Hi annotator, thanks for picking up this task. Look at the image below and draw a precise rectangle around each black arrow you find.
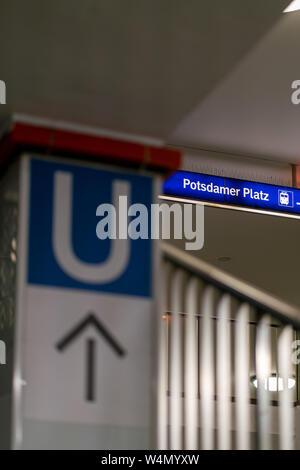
[56,313,126,402]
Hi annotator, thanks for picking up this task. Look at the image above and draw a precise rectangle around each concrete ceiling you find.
[170,8,300,163]
[0,0,290,143]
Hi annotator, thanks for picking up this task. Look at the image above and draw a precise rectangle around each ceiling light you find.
[252,375,295,392]
[284,1,300,13]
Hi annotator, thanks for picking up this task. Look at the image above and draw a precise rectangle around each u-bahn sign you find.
[13,155,159,450]
[163,170,300,217]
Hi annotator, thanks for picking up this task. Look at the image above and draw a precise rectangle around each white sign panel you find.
[13,156,158,449]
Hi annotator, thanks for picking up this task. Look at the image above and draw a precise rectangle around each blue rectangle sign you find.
[163,171,300,215]
[28,158,153,297]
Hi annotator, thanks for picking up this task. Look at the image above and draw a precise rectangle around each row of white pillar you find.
[157,263,295,450]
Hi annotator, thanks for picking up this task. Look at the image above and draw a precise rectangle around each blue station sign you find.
[163,170,300,216]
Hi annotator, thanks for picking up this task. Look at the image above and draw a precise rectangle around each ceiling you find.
[0,0,291,153]
[170,8,300,163]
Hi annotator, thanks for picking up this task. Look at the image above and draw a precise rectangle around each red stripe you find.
[0,122,181,171]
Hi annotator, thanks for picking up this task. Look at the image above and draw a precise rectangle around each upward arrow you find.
[56,313,126,402]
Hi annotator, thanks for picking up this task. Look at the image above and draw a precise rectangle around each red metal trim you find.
[0,122,182,171]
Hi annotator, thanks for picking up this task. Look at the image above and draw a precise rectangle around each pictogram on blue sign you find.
[28,158,153,297]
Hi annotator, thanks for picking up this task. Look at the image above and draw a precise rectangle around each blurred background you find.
[0,0,300,451]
